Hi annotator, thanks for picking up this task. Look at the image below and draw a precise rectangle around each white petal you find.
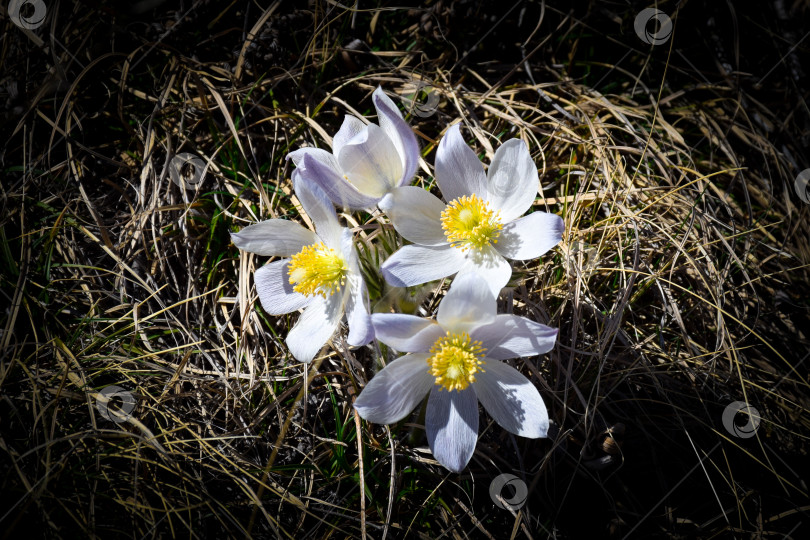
[287,147,339,171]
[353,353,433,424]
[378,186,446,245]
[345,275,373,347]
[436,272,496,334]
[426,386,479,472]
[486,139,538,222]
[435,123,487,202]
[373,87,419,187]
[293,171,341,249]
[381,244,465,288]
[337,123,403,197]
[332,115,367,157]
[474,359,549,438]
[495,212,564,261]
[343,237,374,347]
[370,314,445,352]
[285,294,342,363]
[456,246,512,297]
[231,220,317,257]
[297,153,380,211]
[340,227,359,271]
[254,259,311,315]
[471,314,558,360]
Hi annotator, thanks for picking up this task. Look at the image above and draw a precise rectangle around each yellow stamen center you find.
[427,332,486,392]
[287,243,348,297]
[440,194,502,251]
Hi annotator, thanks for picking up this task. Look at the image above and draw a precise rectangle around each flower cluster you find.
[232,87,564,472]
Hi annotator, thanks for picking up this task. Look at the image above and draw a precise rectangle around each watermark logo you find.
[634,8,673,46]
[794,168,810,204]
[722,401,761,439]
[169,152,206,190]
[96,385,136,423]
[489,161,517,199]
[489,473,528,511]
[8,0,47,30]
[401,77,439,118]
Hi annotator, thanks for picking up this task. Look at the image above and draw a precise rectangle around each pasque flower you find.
[231,174,373,363]
[287,87,420,211]
[380,123,564,296]
[353,273,557,472]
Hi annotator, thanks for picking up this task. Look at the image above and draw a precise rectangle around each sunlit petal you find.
[337,123,403,197]
[285,294,342,363]
[436,273,496,334]
[378,186,446,245]
[435,123,487,201]
[486,138,539,222]
[332,115,367,157]
[456,246,512,297]
[494,212,564,261]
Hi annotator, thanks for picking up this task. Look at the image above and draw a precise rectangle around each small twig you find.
[354,407,367,540]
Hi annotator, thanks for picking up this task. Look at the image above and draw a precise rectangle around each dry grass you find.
[2,1,809,538]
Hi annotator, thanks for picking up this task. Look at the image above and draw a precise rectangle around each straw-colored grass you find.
[2,1,808,538]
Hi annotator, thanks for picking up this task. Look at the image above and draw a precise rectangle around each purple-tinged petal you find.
[254,259,312,315]
[426,386,479,472]
[292,170,341,249]
[471,314,558,360]
[354,353,433,424]
[373,86,419,187]
[287,147,339,171]
[381,244,465,288]
[299,153,380,211]
[371,314,445,352]
[231,220,317,257]
[474,359,549,438]
[342,231,374,347]
[345,273,374,347]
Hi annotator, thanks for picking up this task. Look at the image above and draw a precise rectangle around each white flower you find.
[287,87,420,211]
[379,123,564,296]
[353,273,557,473]
[231,174,373,363]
